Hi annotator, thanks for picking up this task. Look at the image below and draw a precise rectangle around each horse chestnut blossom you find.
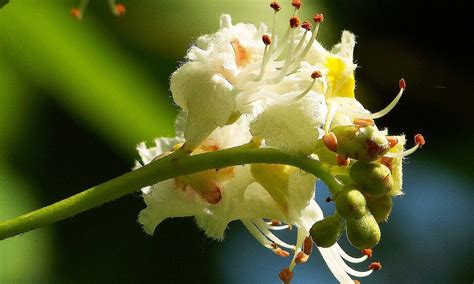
[136,1,425,283]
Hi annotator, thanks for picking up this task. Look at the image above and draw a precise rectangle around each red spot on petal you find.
[386,136,399,148]
[230,39,251,68]
[114,3,126,16]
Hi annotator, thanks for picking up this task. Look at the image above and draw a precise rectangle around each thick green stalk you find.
[0,145,341,240]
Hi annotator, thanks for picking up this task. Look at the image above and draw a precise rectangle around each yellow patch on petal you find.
[251,164,296,216]
[326,57,355,98]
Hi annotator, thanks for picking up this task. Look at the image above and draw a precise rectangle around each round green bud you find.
[346,214,381,249]
[350,161,394,197]
[310,215,343,248]
[335,186,367,220]
[366,195,393,223]
[332,125,390,161]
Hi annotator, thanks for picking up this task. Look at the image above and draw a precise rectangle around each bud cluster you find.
[311,120,425,251]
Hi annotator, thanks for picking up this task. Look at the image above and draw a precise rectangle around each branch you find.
[0,144,341,240]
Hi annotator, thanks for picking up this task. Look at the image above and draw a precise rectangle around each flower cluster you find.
[136,1,424,283]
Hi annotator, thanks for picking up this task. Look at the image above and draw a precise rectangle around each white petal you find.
[251,91,327,155]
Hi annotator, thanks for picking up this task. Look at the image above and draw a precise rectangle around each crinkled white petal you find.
[250,91,327,155]
[171,61,236,147]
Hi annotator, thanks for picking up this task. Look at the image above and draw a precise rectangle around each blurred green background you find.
[0,0,472,283]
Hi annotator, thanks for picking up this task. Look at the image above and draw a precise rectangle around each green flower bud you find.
[310,215,343,248]
[350,161,394,197]
[346,214,381,249]
[332,125,390,161]
[366,195,393,223]
[335,186,367,220]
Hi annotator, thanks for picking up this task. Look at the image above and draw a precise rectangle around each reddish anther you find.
[270,1,281,12]
[273,247,290,257]
[114,3,126,16]
[291,0,302,9]
[295,251,309,264]
[399,78,406,89]
[262,34,272,45]
[414,134,425,147]
[313,13,324,23]
[353,281,361,284]
[303,236,313,255]
[386,136,399,148]
[336,154,350,167]
[353,118,375,127]
[279,267,294,283]
[322,132,338,152]
[301,21,312,31]
[271,220,281,226]
[311,70,322,79]
[369,262,382,271]
[290,16,300,28]
[361,248,373,258]
[71,8,82,20]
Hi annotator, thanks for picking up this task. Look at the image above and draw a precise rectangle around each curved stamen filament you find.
[318,247,354,283]
[342,81,405,119]
[384,142,419,158]
[335,244,368,263]
[289,20,321,72]
[289,227,306,270]
[327,247,374,278]
[266,224,291,230]
[242,219,273,249]
[254,219,296,250]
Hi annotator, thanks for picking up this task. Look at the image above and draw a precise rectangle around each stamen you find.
[71,0,89,20]
[291,71,320,100]
[336,155,350,167]
[291,0,302,9]
[353,118,375,127]
[113,3,126,16]
[303,236,313,255]
[274,247,291,257]
[254,219,296,250]
[262,34,272,45]
[267,224,291,231]
[322,132,338,152]
[327,248,374,277]
[295,251,309,264]
[270,1,282,12]
[354,281,361,284]
[335,244,368,263]
[369,262,382,271]
[361,249,373,258]
[313,13,325,23]
[279,267,294,284]
[383,134,424,158]
[289,16,301,29]
[386,136,399,148]
[301,21,312,31]
[271,220,282,226]
[242,220,273,249]
[288,13,324,73]
[71,8,82,20]
[344,79,405,120]
[414,134,425,147]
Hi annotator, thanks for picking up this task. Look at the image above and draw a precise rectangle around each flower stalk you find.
[0,143,341,240]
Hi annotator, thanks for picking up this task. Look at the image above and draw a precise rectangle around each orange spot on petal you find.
[230,39,251,68]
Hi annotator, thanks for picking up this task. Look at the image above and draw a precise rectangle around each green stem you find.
[0,145,341,240]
